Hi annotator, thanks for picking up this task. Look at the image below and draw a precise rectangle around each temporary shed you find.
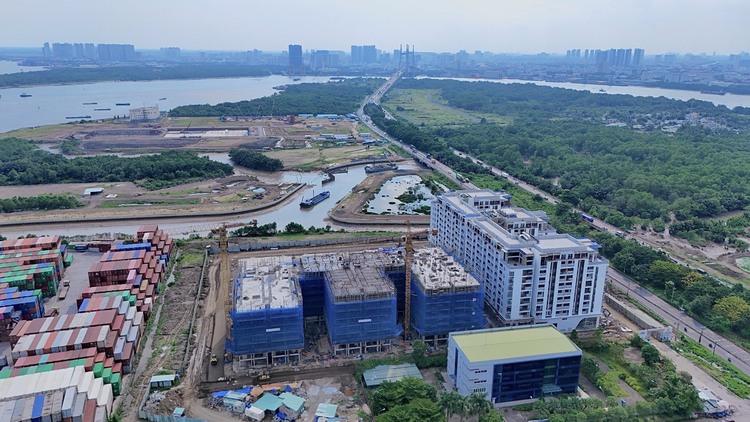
[315,403,338,418]
[279,392,305,416]
[149,374,176,388]
[362,363,423,387]
[252,393,283,412]
[244,406,265,421]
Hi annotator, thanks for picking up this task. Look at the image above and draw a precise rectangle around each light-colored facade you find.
[447,326,582,405]
[129,106,160,121]
[431,190,607,332]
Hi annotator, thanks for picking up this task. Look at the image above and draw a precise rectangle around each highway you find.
[359,69,750,379]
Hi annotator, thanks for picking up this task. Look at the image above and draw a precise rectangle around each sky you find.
[2,0,748,55]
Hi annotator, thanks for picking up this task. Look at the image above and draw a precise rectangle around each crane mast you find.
[404,221,414,339]
[219,223,232,354]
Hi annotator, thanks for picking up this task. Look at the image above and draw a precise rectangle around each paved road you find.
[608,270,750,376]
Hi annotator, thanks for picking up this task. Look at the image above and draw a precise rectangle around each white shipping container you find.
[70,366,85,391]
[40,316,55,333]
[0,401,15,422]
[21,397,34,422]
[61,387,76,419]
[121,321,132,338]
[133,311,144,327]
[87,378,102,401]
[40,393,53,422]
[95,326,108,349]
[117,301,128,316]
[50,390,64,422]
[127,326,138,345]
[94,406,106,422]
[114,337,125,361]
[71,393,85,422]
[11,397,25,421]
[125,306,135,322]
[96,384,113,417]
[77,372,94,396]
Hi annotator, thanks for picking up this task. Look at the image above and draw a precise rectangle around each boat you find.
[66,115,91,119]
[292,78,301,81]
[115,102,130,106]
[83,102,98,105]
[20,93,32,98]
[700,89,727,95]
[300,191,331,208]
[158,97,167,100]
[364,163,399,173]
[321,172,335,185]
[598,89,606,93]
[94,108,111,111]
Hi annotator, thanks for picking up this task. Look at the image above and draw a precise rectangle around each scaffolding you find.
[226,257,304,363]
[411,248,485,342]
[323,253,402,349]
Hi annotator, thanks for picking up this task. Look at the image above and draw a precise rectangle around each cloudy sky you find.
[3,0,747,55]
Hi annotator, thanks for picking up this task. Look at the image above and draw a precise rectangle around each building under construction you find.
[226,257,304,366]
[410,248,485,346]
[300,250,404,356]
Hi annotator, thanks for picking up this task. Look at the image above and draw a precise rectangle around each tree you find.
[378,398,444,422]
[478,411,504,422]
[411,339,428,367]
[439,392,465,421]
[712,295,750,327]
[371,377,437,415]
[284,222,305,234]
[466,392,493,418]
[641,344,660,366]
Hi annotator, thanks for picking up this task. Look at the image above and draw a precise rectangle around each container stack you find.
[0,287,44,323]
[135,224,173,268]
[0,236,67,286]
[0,264,58,297]
[0,366,113,421]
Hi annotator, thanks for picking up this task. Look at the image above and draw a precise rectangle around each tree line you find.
[0,64,283,88]
[0,194,82,213]
[228,148,283,171]
[0,138,233,189]
[170,78,381,117]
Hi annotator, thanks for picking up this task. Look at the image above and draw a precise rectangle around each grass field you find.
[736,257,750,273]
[382,89,512,127]
[3,123,75,139]
[97,199,200,208]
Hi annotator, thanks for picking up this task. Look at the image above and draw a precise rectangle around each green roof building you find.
[447,325,581,406]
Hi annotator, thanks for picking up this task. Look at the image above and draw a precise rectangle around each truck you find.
[57,279,70,300]
[580,213,595,223]
[456,173,469,183]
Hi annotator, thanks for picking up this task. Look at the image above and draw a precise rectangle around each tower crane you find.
[404,220,414,339]
[218,223,233,361]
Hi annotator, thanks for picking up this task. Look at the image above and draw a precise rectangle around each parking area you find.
[46,250,103,315]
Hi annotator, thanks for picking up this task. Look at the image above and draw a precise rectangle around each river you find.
[0,72,335,133]
[1,165,372,240]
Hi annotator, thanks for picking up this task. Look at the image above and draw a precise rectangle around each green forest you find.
[371,80,750,232]
[170,78,381,117]
[0,138,233,188]
[0,64,283,87]
[228,148,283,171]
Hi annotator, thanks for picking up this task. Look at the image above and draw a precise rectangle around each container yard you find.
[0,225,173,420]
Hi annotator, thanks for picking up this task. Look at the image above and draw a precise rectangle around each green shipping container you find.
[110,373,121,396]
[0,368,11,379]
[64,254,74,267]
[93,362,104,378]
[102,368,112,384]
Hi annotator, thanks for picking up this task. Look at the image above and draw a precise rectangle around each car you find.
[210,354,218,365]
[257,373,271,382]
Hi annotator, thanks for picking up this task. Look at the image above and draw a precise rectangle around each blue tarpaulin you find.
[211,391,229,399]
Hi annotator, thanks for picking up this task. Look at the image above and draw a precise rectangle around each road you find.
[608,270,750,376]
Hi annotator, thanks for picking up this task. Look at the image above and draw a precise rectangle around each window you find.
[473,388,486,393]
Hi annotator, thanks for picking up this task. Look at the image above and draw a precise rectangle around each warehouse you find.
[447,325,581,406]
[227,257,304,366]
[410,247,485,346]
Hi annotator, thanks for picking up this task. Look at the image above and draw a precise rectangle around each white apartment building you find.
[430,190,607,332]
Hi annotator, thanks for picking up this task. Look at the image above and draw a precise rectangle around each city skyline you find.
[2,0,749,55]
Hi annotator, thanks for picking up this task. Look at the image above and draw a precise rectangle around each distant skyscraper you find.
[288,44,303,75]
[351,45,363,64]
[97,44,136,62]
[624,49,632,67]
[362,45,377,63]
[42,43,50,59]
[633,48,645,67]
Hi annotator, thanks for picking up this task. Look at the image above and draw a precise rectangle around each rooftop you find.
[235,257,301,313]
[300,249,404,274]
[451,325,581,363]
[362,363,424,387]
[412,247,480,294]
